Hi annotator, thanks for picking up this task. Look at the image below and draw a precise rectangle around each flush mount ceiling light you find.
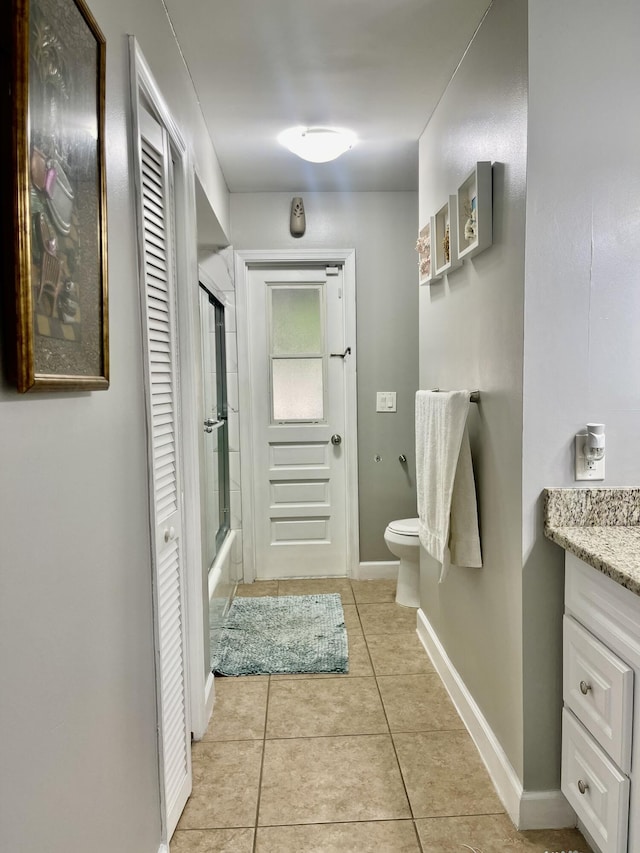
[277,126,357,163]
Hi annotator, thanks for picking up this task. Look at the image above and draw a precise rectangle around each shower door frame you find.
[235,249,359,582]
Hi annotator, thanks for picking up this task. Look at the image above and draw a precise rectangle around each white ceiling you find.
[164,0,492,193]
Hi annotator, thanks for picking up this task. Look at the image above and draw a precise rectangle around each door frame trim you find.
[235,249,359,581]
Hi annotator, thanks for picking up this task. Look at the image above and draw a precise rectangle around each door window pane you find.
[272,358,324,421]
[271,287,322,354]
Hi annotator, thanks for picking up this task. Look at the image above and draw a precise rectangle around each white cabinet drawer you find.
[562,708,629,853]
[564,615,634,773]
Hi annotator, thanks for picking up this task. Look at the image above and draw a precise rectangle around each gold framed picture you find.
[10,0,109,391]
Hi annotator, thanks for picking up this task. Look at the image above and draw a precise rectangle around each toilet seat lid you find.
[387,517,419,536]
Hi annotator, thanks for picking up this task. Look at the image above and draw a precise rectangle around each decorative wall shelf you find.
[432,195,462,277]
[456,161,492,260]
[416,221,442,285]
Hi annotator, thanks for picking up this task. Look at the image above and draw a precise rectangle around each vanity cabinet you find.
[562,552,640,853]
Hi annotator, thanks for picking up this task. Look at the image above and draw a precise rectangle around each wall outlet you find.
[575,433,605,481]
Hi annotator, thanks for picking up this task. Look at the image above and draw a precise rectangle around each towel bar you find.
[431,388,480,403]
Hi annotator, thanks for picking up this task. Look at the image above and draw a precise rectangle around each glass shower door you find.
[199,285,231,673]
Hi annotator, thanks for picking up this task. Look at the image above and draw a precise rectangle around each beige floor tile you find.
[357,602,418,635]
[366,632,435,675]
[177,741,263,830]
[171,828,255,852]
[202,679,268,741]
[415,813,592,852]
[351,579,398,604]
[277,577,355,604]
[258,734,411,825]
[270,631,373,680]
[342,603,362,634]
[255,820,421,852]
[393,731,504,817]
[234,582,278,597]
[377,674,465,732]
[266,676,388,738]
[344,632,374,675]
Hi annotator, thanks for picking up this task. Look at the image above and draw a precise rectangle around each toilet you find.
[384,517,420,608]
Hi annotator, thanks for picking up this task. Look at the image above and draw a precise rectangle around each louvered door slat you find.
[147,285,169,304]
[152,400,173,416]
[146,257,168,276]
[154,444,175,463]
[146,261,169,282]
[149,308,170,325]
[156,542,187,807]
[154,433,175,451]
[153,413,173,428]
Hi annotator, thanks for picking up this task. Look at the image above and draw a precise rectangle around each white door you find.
[136,105,191,837]
[247,265,350,579]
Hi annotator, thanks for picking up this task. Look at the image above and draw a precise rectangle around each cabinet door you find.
[564,615,633,773]
[562,709,629,853]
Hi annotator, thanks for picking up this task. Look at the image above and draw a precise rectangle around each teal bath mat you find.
[212,593,349,676]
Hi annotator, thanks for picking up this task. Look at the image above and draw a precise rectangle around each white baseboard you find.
[355,560,399,580]
[416,608,576,831]
[157,845,169,853]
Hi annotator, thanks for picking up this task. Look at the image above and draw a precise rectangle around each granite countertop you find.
[544,488,640,595]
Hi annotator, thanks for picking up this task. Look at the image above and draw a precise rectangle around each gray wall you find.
[417,0,528,781]
[522,0,640,788]
[231,192,419,562]
[0,0,229,850]
[418,0,640,796]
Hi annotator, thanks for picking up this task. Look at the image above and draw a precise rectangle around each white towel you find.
[415,390,482,582]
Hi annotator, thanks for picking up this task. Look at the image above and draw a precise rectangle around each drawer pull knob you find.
[577,779,589,795]
[579,680,592,695]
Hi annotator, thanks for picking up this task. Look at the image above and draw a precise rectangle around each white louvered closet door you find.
[137,105,191,838]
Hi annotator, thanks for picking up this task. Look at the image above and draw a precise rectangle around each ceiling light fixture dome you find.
[277,126,357,163]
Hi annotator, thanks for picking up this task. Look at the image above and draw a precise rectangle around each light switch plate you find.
[575,433,605,480]
[376,391,396,412]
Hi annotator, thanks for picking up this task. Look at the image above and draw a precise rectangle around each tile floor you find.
[173,578,591,853]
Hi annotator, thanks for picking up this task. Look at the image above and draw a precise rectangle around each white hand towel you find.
[415,390,482,582]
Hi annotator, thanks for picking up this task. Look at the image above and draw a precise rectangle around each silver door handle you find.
[204,418,225,431]
[331,434,342,445]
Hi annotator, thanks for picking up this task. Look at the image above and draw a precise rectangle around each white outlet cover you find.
[376,391,396,412]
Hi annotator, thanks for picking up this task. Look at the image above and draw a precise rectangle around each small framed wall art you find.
[9,0,109,392]
[456,161,492,261]
[416,221,442,285]
[432,195,462,278]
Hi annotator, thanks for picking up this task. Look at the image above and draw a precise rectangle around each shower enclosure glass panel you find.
[199,285,231,674]
[200,286,230,565]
